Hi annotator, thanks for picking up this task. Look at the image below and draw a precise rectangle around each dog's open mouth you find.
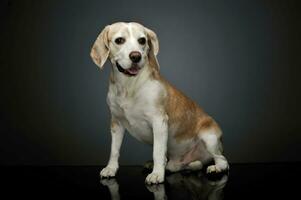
[116,62,140,76]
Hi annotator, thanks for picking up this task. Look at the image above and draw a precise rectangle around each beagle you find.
[90,22,229,184]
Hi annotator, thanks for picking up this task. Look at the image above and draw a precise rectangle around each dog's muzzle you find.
[116,62,141,76]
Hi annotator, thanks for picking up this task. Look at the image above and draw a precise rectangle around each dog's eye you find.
[115,37,125,45]
[138,37,146,45]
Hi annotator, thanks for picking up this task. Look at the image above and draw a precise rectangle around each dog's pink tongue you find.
[127,66,139,75]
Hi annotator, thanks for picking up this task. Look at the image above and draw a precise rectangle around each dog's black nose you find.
[129,51,141,63]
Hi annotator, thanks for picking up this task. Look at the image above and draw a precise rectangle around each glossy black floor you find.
[1,163,299,199]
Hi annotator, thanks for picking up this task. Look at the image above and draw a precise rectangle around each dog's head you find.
[90,22,159,76]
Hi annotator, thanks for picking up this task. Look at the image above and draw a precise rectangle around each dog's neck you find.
[110,60,153,96]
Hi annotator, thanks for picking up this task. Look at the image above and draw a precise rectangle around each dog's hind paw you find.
[206,165,222,174]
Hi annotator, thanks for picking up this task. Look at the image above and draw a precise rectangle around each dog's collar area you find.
[116,62,140,76]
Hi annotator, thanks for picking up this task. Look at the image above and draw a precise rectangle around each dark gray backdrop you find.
[1,0,300,165]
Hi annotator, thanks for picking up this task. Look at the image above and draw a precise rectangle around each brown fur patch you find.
[151,69,221,141]
[166,86,220,141]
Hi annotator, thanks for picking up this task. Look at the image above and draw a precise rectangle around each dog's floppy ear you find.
[90,25,110,69]
[145,27,160,70]
[145,27,159,56]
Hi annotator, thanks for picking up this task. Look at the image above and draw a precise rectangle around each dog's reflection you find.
[165,172,228,200]
[146,183,167,200]
[100,172,228,200]
[100,178,120,200]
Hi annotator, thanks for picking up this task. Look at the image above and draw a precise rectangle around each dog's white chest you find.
[107,80,163,144]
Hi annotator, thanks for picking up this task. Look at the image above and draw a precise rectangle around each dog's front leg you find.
[145,116,168,184]
[100,118,125,178]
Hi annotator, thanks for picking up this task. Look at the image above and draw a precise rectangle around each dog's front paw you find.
[100,166,117,178]
[145,172,164,184]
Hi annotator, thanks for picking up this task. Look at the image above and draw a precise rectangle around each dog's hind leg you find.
[166,159,184,172]
[184,160,203,171]
[200,133,229,173]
